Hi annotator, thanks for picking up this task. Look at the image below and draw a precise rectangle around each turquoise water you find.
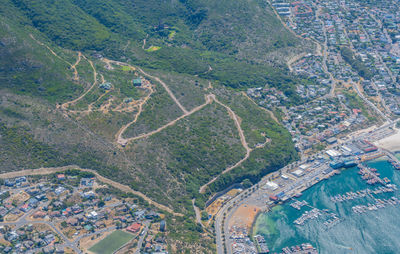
[254,158,400,254]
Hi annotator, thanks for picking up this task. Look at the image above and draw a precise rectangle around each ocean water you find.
[254,158,400,254]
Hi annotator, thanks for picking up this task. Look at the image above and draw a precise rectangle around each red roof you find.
[126,223,141,233]
[269,195,279,201]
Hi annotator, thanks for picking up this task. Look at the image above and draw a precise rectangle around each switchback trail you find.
[118,94,214,146]
[71,52,82,81]
[199,97,253,194]
[115,85,155,145]
[101,58,187,114]
[136,67,188,114]
[61,55,98,110]
[0,166,183,216]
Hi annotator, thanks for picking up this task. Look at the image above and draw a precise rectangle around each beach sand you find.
[229,204,260,230]
[374,128,400,152]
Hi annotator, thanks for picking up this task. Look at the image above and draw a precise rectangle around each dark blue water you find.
[254,158,400,254]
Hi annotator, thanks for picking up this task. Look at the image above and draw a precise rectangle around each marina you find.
[254,157,400,253]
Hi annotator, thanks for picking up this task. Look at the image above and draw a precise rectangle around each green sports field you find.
[89,230,134,254]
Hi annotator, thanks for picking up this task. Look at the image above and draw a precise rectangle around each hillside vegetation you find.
[0,0,307,252]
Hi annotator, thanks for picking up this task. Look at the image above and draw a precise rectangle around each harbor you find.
[253,157,400,253]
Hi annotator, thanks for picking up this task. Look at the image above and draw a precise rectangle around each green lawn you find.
[89,230,134,254]
[145,46,161,52]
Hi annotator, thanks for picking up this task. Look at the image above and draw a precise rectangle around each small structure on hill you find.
[133,78,142,87]
[99,82,112,90]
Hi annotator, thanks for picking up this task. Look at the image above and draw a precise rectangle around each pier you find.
[382,149,400,169]
[357,163,387,186]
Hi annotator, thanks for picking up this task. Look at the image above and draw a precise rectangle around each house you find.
[133,78,142,87]
[57,174,66,181]
[86,211,98,220]
[99,82,112,90]
[54,186,66,196]
[28,198,39,207]
[126,222,141,233]
[20,203,31,213]
[44,234,55,245]
[7,231,19,241]
[4,179,15,187]
[80,178,94,187]
[0,206,8,217]
[3,246,12,253]
[81,191,96,199]
[71,204,83,214]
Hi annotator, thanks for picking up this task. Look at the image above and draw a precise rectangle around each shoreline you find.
[250,149,399,234]
[374,128,400,152]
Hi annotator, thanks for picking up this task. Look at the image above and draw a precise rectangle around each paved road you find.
[352,82,390,122]
[134,221,150,254]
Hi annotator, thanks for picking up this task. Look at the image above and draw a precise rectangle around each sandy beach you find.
[374,128,400,152]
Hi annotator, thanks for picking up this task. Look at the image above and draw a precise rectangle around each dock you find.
[357,163,386,186]
[382,149,400,163]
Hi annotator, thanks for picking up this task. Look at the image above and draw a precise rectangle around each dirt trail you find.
[192,198,203,227]
[287,52,307,72]
[29,34,72,66]
[101,58,187,114]
[61,56,98,110]
[71,52,82,81]
[241,92,279,123]
[136,67,188,114]
[199,98,252,194]
[118,94,214,146]
[30,34,83,83]
[116,85,155,145]
[0,166,183,216]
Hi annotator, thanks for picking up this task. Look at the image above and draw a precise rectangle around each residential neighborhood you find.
[0,170,168,254]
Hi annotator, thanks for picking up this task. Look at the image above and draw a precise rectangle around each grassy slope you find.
[0,0,300,214]
[0,1,302,252]
[125,103,246,211]
[0,5,84,104]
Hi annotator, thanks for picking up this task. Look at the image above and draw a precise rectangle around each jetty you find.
[382,149,400,170]
[357,163,386,186]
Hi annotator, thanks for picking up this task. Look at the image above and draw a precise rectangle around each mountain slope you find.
[0,0,305,252]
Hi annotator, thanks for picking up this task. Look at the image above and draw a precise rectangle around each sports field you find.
[89,230,134,254]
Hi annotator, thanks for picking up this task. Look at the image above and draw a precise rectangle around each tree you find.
[61,221,67,228]
[201,211,209,221]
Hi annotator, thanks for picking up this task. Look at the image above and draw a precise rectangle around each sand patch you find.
[229,204,260,230]
[374,128,400,152]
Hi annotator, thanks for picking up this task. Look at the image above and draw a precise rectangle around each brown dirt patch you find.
[229,204,260,230]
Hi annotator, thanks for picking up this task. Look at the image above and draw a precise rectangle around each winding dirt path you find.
[136,67,188,114]
[117,94,214,146]
[71,52,82,81]
[101,58,187,114]
[115,85,155,145]
[199,98,252,194]
[30,34,72,66]
[241,92,279,123]
[61,56,98,110]
[0,166,183,216]
[287,52,307,72]
[30,34,82,83]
